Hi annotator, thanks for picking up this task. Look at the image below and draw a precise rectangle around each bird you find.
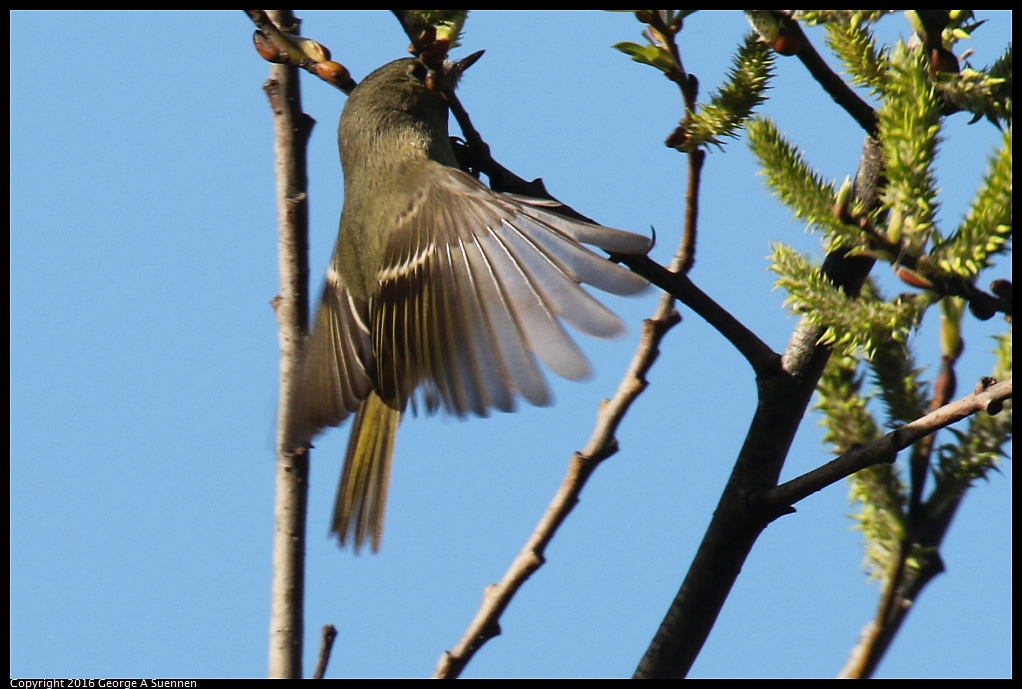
[294,56,653,552]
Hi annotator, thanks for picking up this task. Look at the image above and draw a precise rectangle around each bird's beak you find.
[426,50,485,94]
[451,50,485,79]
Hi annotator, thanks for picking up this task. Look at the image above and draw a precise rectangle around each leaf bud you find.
[252,31,286,64]
[314,61,355,91]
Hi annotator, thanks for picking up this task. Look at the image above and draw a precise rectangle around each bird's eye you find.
[411,62,428,83]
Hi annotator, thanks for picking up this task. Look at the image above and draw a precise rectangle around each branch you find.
[621,257,780,375]
[763,378,1012,512]
[434,305,679,679]
[782,14,879,135]
[312,624,338,680]
[447,91,563,203]
[634,135,883,679]
[245,10,357,93]
[840,360,1010,679]
[262,9,313,680]
[676,147,704,274]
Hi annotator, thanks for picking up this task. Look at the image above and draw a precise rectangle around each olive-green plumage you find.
[296,58,652,552]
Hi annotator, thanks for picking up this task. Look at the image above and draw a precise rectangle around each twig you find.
[434,269,682,680]
[447,91,561,203]
[313,624,338,680]
[675,148,705,275]
[780,14,879,135]
[839,370,1011,678]
[621,256,779,375]
[245,10,357,93]
[263,9,313,680]
[763,378,1012,511]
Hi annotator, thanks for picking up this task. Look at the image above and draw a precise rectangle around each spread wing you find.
[294,266,375,443]
[372,163,651,418]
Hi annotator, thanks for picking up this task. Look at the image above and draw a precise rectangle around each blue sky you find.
[10,11,1011,679]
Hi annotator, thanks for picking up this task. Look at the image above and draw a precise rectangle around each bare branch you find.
[780,13,879,135]
[263,9,313,680]
[313,624,338,680]
[435,279,682,679]
[621,256,780,374]
[675,147,704,274]
[764,378,1012,511]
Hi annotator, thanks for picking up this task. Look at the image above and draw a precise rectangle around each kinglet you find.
[296,57,652,552]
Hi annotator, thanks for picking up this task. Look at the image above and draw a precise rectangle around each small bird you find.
[296,56,652,552]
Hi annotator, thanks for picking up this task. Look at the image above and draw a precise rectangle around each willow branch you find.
[634,135,883,679]
[764,378,1012,512]
[782,14,878,135]
[839,370,1010,679]
[263,9,313,680]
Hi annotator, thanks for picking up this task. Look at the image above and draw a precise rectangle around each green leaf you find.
[612,41,676,73]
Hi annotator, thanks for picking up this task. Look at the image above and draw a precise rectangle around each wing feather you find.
[369,162,650,417]
[295,267,374,442]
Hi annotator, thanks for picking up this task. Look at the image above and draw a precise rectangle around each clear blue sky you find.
[10,11,1011,679]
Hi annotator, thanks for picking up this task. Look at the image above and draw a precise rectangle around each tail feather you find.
[333,392,401,552]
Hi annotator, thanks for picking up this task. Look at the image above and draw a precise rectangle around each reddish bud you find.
[314,61,354,90]
[253,31,285,64]
[929,47,960,76]
[771,33,802,56]
[990,279,1012,301]
[894,265,934,289]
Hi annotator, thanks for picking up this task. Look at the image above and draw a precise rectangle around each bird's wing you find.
[294,265,375,442]
[372,163,652,418]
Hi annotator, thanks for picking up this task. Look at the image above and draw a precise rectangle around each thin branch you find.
[435,59,708,675]
[447,91,562,203]
[782,14,879,135]
[840,368,1010,679]
[448,91,778,375]
[839,506,951,679]
[764,378,1012,511]
[676,148,705,274]
[621,256,780,374]
[434,243,683,680]
[245,10,357,93]
[263,9,313,680]
[312,624,338,680]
